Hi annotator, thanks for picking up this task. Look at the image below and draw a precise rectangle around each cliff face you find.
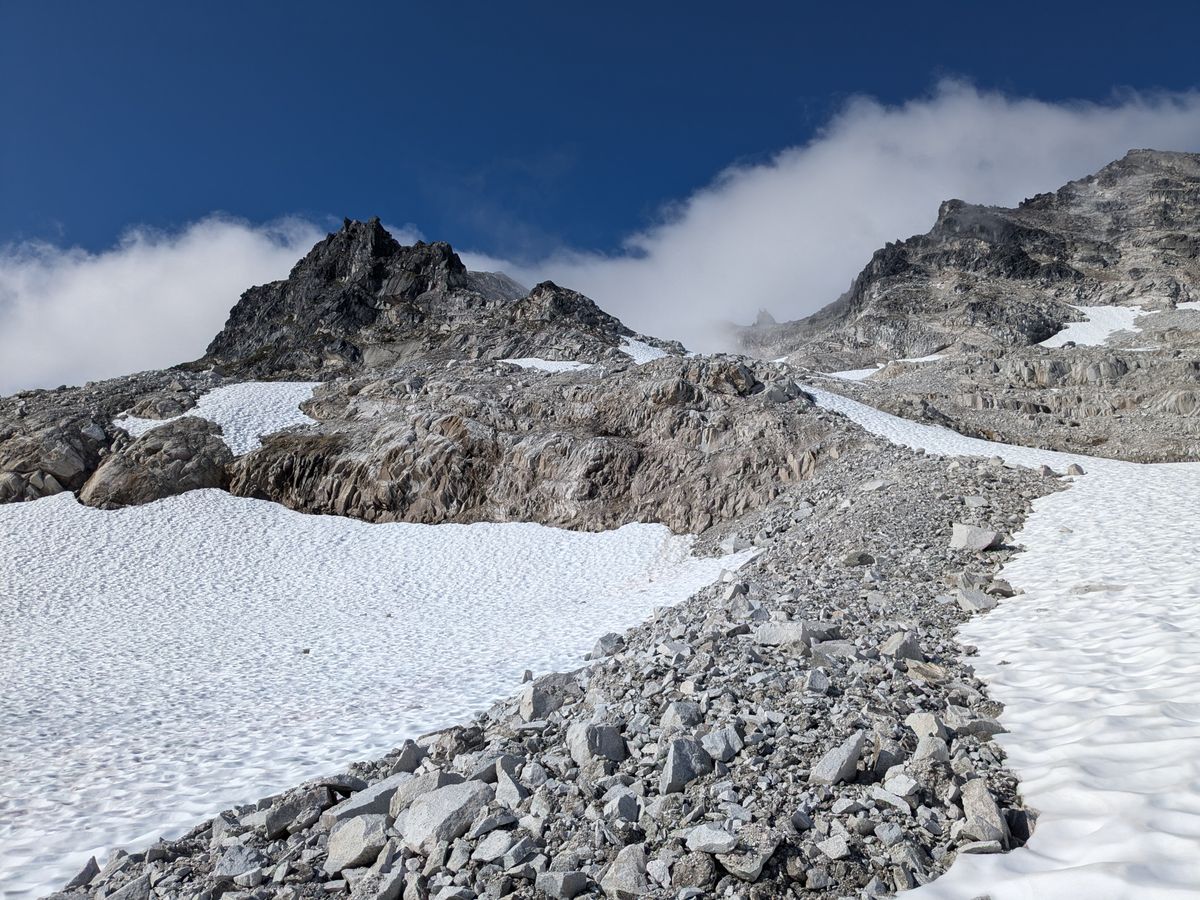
[740,150,1200,368]
[204,218,676,377]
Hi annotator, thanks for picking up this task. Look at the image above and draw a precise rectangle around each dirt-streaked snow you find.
[1040,305,1146,348]
[806,384,1200,898]
[0,491,752,898]
[115,381,320,455]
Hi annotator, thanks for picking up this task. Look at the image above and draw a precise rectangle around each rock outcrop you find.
[740,150,1200,369]
[226,357,828,532]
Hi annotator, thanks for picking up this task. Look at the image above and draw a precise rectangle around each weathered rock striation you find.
[225,356,828,533]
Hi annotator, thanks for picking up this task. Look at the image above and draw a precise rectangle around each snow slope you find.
[1040,305,1145,348]
[805,384,1200,898]
[0,492,752,898]
[115,381,319,455]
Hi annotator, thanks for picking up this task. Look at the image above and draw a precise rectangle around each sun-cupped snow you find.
[804,383,1200,897]
[499,358,594,373]
[0,490,753,899]
[115,381,320,455]
[619,337,670,364]
[1039,305,1146,348]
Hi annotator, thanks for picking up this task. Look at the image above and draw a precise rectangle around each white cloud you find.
[504,82,1200,350]
[0,217,322,394]
[6,82,1200,393]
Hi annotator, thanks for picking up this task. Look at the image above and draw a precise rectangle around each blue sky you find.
[5,1,1200,258]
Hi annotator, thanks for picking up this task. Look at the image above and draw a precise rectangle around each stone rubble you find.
[50,437,1055,899]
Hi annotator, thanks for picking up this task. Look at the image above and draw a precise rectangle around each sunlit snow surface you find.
[115,381,320,455]
[806,384,1200,898]
[619,337,670,364]
[1039,305,1146,348]
[0,492,752,898]
[499,358,594,373]
[827,354,944,381]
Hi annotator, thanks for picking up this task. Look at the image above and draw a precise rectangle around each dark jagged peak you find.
[738,150,1200,367]
[203,219,672,377]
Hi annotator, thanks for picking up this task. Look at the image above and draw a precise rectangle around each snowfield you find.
[115,381,320,455]
[0,492,752,898]
[806,384,1200,898]
[1039,305,1146,348]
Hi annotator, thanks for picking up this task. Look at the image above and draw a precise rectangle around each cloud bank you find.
[519,81,1200,349]
[0,218,322,394]
[5,81,1200,392]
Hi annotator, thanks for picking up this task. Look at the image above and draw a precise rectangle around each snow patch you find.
[827,364,883,381]
[1040,305,1146,348]
[0,491,752,898]
[499,358,594,373]
[804,383,1200,897]
[826,354,943,381]
[619,338,670,364]
[115,381,319,455]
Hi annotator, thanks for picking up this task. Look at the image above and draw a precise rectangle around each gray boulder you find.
[79,418,232,508]
[949,523,1003,551]
[325,814,389,874]
[601,843,649,899]
[808,731,866,785]
[398,780,494,854]
[660,738,713,794]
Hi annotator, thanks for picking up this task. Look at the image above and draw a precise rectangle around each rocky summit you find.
[204,217,677,378]
[9,151,1200,899]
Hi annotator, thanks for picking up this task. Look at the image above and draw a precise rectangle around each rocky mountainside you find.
[204,218,677,378]
[736,150,1200,462]
[9,168,1186,899]
[740,149,1200,370]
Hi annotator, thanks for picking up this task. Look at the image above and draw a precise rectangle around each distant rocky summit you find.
[741,149,1200,368]
[205,217,677,378]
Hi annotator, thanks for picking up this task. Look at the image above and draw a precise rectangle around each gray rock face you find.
[320,771,414,828]
[685,823,737,853]
[78,417,232,509]
[739,150,1200,366]
[225,355,827,533]
[212,845,267,883]
[536,870,588,899]
[566,722,626,767]
[397,780,494,854]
